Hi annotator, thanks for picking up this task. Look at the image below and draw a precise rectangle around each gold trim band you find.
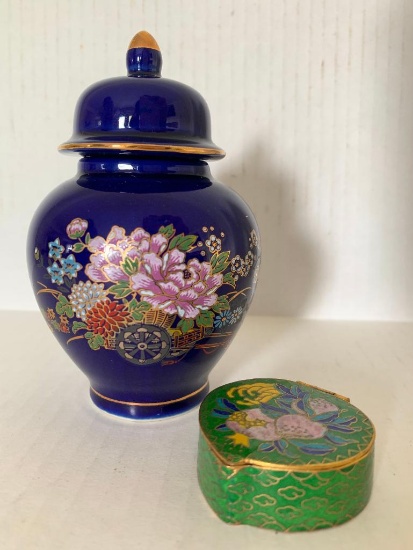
[200,427,375,473]
[59,142,226,157]
[91,381,208,407]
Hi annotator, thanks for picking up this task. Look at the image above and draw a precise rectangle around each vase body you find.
[27,158,260,419]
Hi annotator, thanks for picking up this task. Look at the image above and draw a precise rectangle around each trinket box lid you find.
[199,378,375,471]
[59,31,225,159]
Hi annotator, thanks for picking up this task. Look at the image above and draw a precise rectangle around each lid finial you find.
[127,30,162,77]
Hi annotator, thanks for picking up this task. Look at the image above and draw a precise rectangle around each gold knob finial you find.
[128,30,160,52]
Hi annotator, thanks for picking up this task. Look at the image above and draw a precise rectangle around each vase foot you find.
[89,381,210,420]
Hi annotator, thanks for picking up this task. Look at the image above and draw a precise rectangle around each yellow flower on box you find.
[226,382,280,406]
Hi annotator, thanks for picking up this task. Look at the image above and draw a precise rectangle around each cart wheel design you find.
[116,324,171,365]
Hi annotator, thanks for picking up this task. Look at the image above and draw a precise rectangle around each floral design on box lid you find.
[200,379,374,467]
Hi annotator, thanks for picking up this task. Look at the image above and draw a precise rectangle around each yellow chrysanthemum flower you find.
[226,382,280,406]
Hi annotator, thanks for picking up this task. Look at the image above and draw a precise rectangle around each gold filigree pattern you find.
[197,434,374,532]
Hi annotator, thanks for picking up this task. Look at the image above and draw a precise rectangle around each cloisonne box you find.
[198,378,375,532]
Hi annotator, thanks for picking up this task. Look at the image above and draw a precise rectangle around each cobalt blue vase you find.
[27,31,260,419]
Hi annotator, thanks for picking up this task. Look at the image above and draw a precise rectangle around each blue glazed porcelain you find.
[27,31,260,419]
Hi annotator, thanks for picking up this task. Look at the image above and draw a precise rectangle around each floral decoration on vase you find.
[35,219,260,365]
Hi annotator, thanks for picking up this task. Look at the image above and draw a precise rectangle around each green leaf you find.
[56,296,73,318]
[129,300,151,320]
[87,334,104,350]
[84,332,94,339]
[212,295,230,313]
[135,301,151,312]
[325,433,354,446]
[51,320,61,331]
[85,232,91,244]
[159,224,176,239]
[289,440,334,455]
[128,298,139,311]
[211,251,230,274]
[65,305,74,319]
[312,411,339,423]
[177,318,194,334]
[223,272,236,288]
[169,233,198,252]
[72,243,85,253]
[195,310,214,328]
[63,277,72,290]
[121,256,139,276]
[107,281,133,298]
[72,321,88,334]
[333,415,357,426]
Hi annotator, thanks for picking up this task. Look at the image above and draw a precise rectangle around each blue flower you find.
[61,254,82,279]
[47,262,64,285]
[230,307,243,325]
[48,238,65,260]
[214,310,232,328]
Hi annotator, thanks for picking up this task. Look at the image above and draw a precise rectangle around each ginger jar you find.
[27,31,260,419]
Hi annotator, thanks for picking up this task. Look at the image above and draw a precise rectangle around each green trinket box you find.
[198,378,375,532]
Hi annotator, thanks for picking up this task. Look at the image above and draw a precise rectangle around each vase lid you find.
[59,31,225,159]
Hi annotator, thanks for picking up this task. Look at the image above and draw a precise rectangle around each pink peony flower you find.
[85,225,168,284]
[275,414,327,439]
[308,398,339,416]
[227,410,328,442]
[131,255,223,319]
[226,409,280,441]
[66,218,88,239]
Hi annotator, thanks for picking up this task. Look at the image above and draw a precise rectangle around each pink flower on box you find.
[275,414,327,439]
[226,409,279,441]
[308,398,339,416]
[226,409,328,442]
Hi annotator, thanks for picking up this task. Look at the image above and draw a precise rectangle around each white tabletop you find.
[1,311,412,550]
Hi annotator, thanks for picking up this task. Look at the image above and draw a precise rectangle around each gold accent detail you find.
[91,381,208,407]
[277,486,306,500]
[227,433,250,448]
[128,30,160,51]
[199,428,375,474]
[297,381,350,402]
[227,382,281,407]
[58,142,226,157]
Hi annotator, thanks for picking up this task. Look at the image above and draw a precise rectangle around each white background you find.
[2,5,413,549]
[2,0,413,320]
